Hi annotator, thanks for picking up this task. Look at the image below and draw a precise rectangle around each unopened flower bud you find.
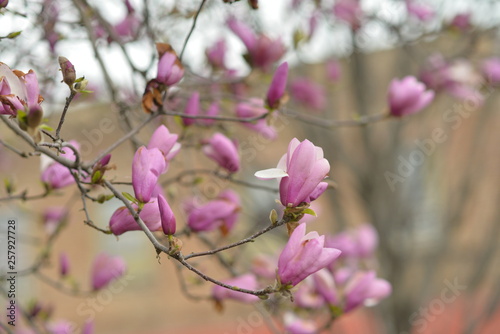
[58,57,76,89]
[0,0,8,9]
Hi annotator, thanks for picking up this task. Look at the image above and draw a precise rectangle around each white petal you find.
[0,62,27,101]
[254,168,288,179]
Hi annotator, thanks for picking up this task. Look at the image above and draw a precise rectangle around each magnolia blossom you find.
[406,0,434,21]
[388,76,434,117]
[91,253,126,290]
[132,146,166,203]
[203,133,240,173]
[450,13,471,31]
[109,198,162,235]
[290,78,326,111]
[41,141,80,189]
[481,58,500,84]
[42,206,68,235]
[182,91,200,126]
[277,223,341,286]
[343,270,392,312]
[212,274,259,303]
[206,39,227,69]
[333,0,362,30]
[266,62,288,109]
[227,17,285,71]
[59,253,70,277]
[0,63,43,122]
[156,43,184,86]
[255,138,330,207]
[326,223,378,259]
[147,125,181,164]
[186,190,240,233]
[236,98,276,140]
[158,194,176,235]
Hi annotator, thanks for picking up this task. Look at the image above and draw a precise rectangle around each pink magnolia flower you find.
[255,138,330,207]
[312,269,338,305]
[343,270,392,312]
[481,58,500,84]
[186,190,240,233]
[388,76,434,117]
[109,198,162,235]
[266,62,288,109]
[406,0,434,21]
[59,253,70,277]
[132,146,166,203]
[284,313,317,334]
[290,78,326,111]
[91,253,126,290]
[182,91,200,126]
[333,0,363,30]
[251,254,277,279]
[212,274,259,303]
[277,223,341,287]
[450,13,471,31]
[41,141,80,189]
[156,43,184,86]
[206,39,227,69]
[227,17,286,71]
[203,133,240,173]
[147,125,181,164]
[326,223,378,259]
[236,98,276,140]
[294,277,325,309]
[198,102,219,126]
[42,206,68,235]
[158,194,176,235]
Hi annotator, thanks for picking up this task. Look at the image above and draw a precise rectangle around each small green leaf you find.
[91,170,102,184]
[193,177,204,185]
[39,124,54,132]
[302,208,317,217]
[7,31,22,39]
[122,192,137,203]
[269,209,278,225]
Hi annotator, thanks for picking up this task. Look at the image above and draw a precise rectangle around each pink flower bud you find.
[203,133,240,173]
[212,274,259,303]
[388,76,434,117]
[147,125,181,163]
[236,99,276,140]
[333,0,363,30]
[91,253,126,290]
[266,62,288,109]
[344,271,392,312]
[156,43,184,86]
[206,39,227,69]
[186,194,239,233]
[41,141,80,189]
[158,194,176,235]
[481,57,500,84]
[450,13,471,31]
[109,199,162,235]
[182,91,200,126]
[290,77,326,111]
[42,206,68,235]
[406,0,434,21]
[277,223,341,287]
[198,102,219,126]
[227,17,257,53]
[0,0,8,8]
[132,146,166,203]
[59,253,70,277]
[326,223,378,259]
[58,57,76,88]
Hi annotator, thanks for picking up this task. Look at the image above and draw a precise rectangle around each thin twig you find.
[179,0,208,61]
